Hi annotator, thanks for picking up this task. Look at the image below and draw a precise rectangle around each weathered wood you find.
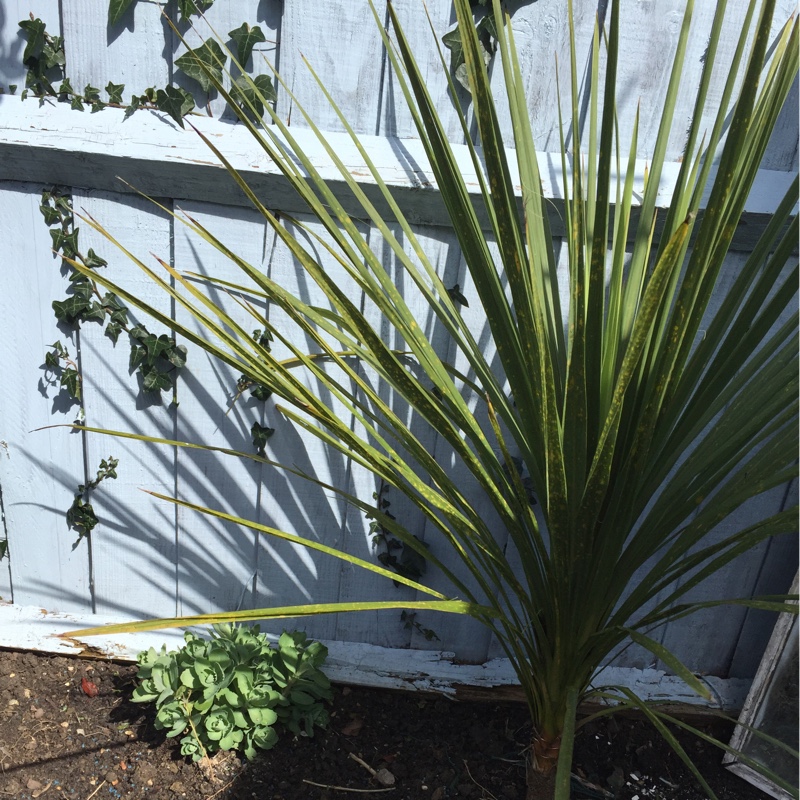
[0,601,753,710]
[170,201,273,620]
[74,190,179,619]
[0,181,91,612]
[277,0,387,135]
[729,478,799,679]
[62,0,168,96]
[0,99,792,252]
[0,0,60,91]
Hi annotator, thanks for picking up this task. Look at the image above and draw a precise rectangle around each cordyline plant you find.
[62,0,798,797]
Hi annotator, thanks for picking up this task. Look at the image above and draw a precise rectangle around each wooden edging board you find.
[0,602,751,713]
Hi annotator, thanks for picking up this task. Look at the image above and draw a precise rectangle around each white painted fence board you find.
[62,0,168,98]
[0,99,791,252]
[0,182,91,613]
[382,0,470,142]
[729,478,799,679]
[249,213,369,643]
[170,201,271,618]
[73,190,178,619]
[0,0,60,91]
[277,0,387,135]
[335,224,468,652]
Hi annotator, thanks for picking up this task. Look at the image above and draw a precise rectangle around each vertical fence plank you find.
[61,0,168,96]
[729,479,799,678]
[246,214,368,642]
[170,202,271,619]
[276,0,387,135]
[0,182,91,611]
[0,0,61,90]
[380,0,466,142]
[335,225,462,651]
[74,190,178,619]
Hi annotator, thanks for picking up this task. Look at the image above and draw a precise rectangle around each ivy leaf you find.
[50,228,66,252]
[441,27,464,78]
[84,83,101,103]
[124,95,141,118]
[83,302,107,323]
[18,18,46,67]
[251,422,275,455]
[66,495,97,536]
[442,18,496,93]
[40,203,61,226]
[228,23,266,68]
[229,74,276,119]
[144,333,173,364]
[83,248,108,268]
[165,344,188,369]
[109,0,136,26]
[53,296,90,326]
[105,321,123,345]
[57,77,74,100]
[69,278,93,300]
[42,37,66,70]
[129,342,147,371]
[71,95,85,112]
[45,349,60,368]
[60,367,81,400]
[447,283,469,307]
[175,39,225,94]
[140,363,173,393]
[177,0,215,22]
[106,81,125,104]
[250,384,272,402]
[155,86,195,128]
[60,228,80,259]
[101,293,128,325]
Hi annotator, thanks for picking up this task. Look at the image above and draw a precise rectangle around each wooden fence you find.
[0,0,797,700]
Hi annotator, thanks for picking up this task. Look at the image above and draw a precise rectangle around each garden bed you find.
[0,648,765,800]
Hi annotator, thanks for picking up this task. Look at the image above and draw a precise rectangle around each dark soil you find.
[0,649,769,800]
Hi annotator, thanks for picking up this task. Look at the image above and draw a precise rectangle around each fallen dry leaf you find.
[32,779,53,798]
[341,716,363,736]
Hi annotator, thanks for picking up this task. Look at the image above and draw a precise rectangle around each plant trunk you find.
[526,769,557,800]
[527,732,561,799]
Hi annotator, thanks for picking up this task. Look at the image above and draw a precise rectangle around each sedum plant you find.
[63,0,798,797]
[132,625,331,761]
